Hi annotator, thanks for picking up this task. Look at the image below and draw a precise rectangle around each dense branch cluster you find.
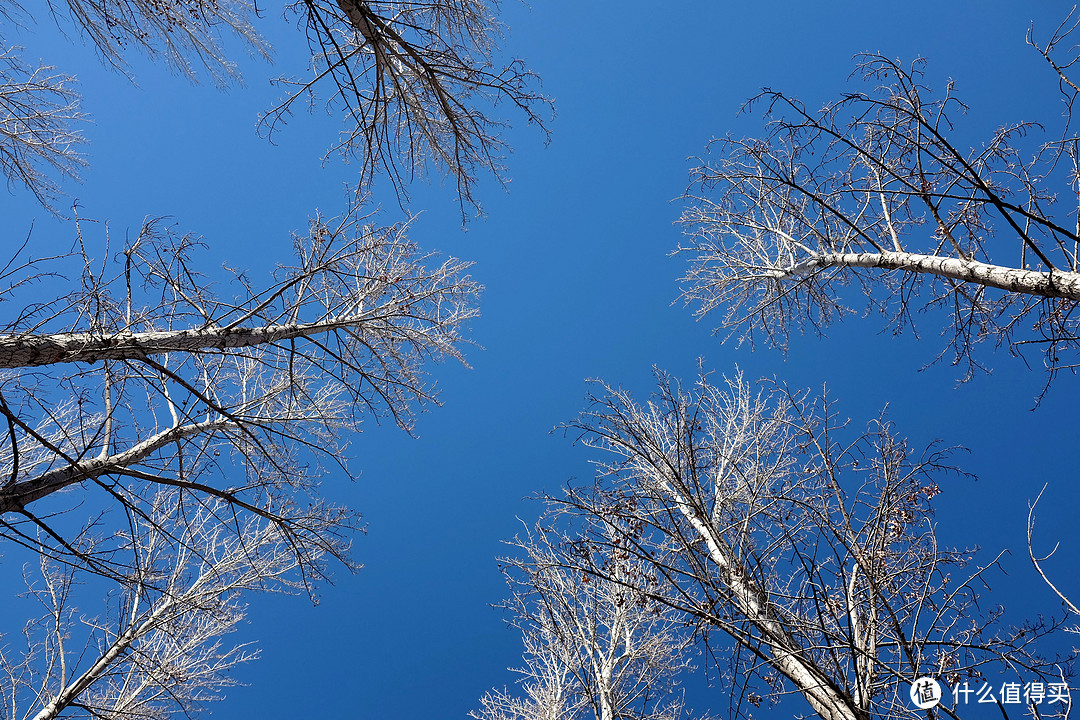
[0,198,478,584]
[266,0,550,210]
[680,48,1080,381]
[1,492,319,720]
[473,525,708,720]
[478,372,1073,720]
[0,47,85,209]
[47,0,265,83]
[3,0,548,211]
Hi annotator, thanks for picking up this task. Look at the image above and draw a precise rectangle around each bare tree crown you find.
[0,0,545,716]
[680,41,1080,384]
[474,523,709,720]
[1,491,327,720]
[0,47,84,210]
[537,371,1073,720]
[0,198,478,584]
[3,1,550,212]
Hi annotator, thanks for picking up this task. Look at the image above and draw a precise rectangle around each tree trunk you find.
[775,251,1080,300]
[0,316,372,369]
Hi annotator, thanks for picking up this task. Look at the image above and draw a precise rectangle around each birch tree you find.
[543,371,1073,720]
[0,197,477,582]
[680,18,1080,384]
[1,0,517,715]
[0,197,477,714]
[473,523,710,720]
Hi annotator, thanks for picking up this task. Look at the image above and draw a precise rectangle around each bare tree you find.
[0,195,477,714]
[679,24,1080,384]
[44,0,265,84]
[0,489,333,720]
[268,1,550,211]
[541,370,1073,720]
[0,1,524,715]
[0,196,478,583]
[0,45,84,209]
[7,1,548,211]
[473,522,710,720]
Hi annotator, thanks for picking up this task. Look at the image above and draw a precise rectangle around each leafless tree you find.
[473,522,711,720]
[0,489,333,720]
[44,0,265,84]
[6,1,547,212]
[0,195,478,584]
[0,1,519,715]
[267,0,550,211]
[0,45,84,210]
[679,17,1080,384]
[542,370,1073,720]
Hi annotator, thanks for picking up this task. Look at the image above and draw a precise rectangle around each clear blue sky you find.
[3,2,1079,718]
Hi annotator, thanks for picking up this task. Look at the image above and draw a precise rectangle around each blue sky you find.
[3,2,1080,718]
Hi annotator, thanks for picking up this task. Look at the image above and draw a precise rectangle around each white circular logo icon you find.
[909,677,943,709]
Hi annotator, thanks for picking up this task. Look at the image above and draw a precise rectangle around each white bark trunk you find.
[337,0,377,41]
[657,472,860,720]
[0,418,234,513]
[31,596,175,720]
[775,251,1080,300]
[0,315,371,369]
